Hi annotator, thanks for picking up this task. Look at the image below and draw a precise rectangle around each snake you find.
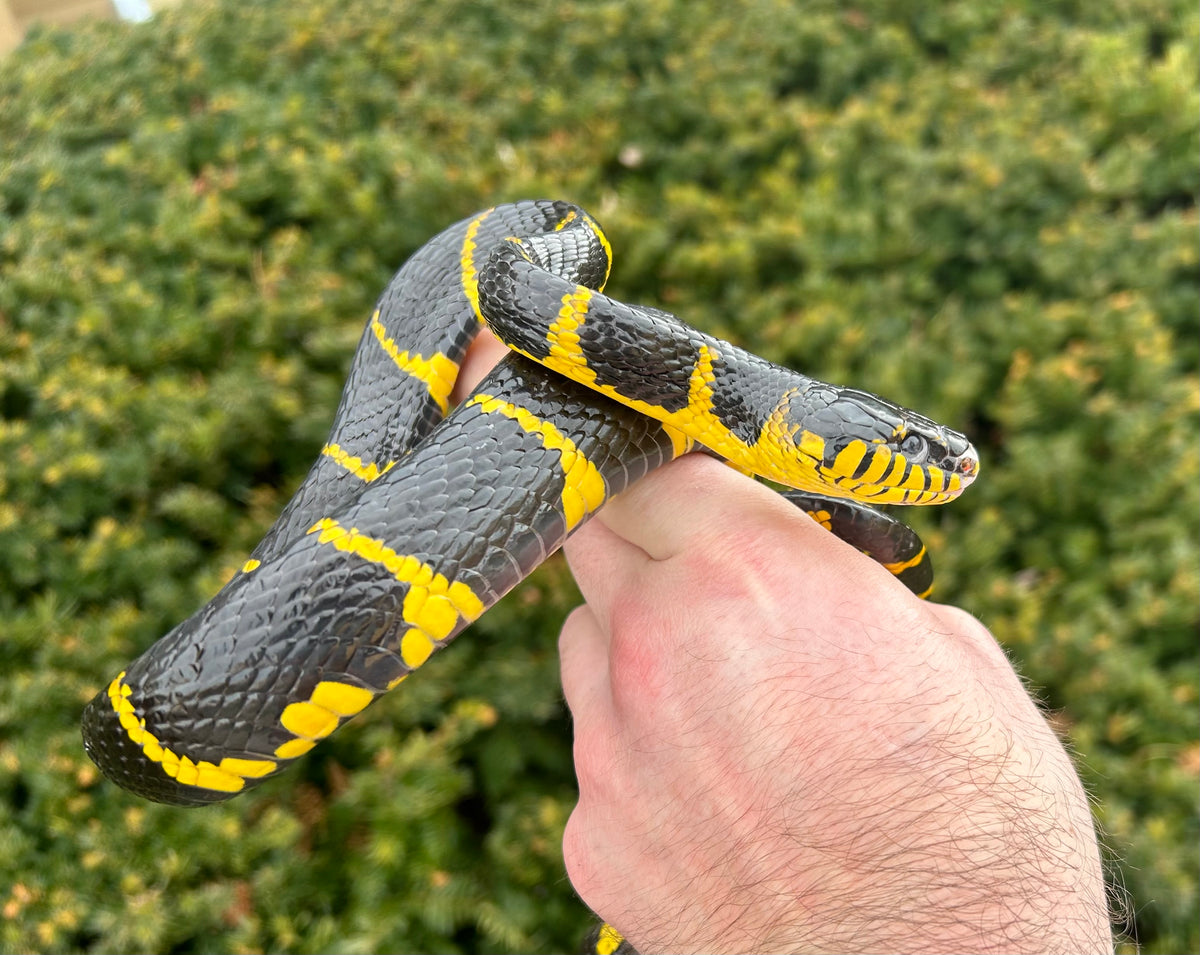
[81,200,978,816]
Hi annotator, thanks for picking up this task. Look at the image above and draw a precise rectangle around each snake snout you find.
[955,453,980,490]
[944,433,981,490]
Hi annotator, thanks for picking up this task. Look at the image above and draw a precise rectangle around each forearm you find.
[773,711,1112,954]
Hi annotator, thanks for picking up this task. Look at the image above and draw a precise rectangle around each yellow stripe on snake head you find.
[857,445,896,485]
[831,439,868,476]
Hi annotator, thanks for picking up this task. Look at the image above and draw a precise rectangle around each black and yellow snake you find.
[82,199,978,814]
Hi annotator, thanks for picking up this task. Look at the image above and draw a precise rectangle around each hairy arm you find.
[559,455,1112,955]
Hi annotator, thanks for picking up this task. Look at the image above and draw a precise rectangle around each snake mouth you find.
[814,428,980,505]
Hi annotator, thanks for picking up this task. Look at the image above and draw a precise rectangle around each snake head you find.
[799,387,979,506]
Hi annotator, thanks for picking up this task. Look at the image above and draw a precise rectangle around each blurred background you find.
[1,1,1196,951]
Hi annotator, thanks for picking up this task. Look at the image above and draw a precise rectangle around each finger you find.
[451,328,508,404]
[563,511,652,631]
[559,605,631,808]
[557,604,611,721]
[582,454,920,627]
[589,452,829,561]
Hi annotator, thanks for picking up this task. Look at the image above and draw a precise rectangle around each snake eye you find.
[899,433,929,462]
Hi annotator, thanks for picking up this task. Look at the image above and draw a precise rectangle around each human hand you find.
[559,454,1112,954]
[452,328,510,404]
[453,330,1109,953]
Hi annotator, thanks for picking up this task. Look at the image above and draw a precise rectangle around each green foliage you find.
[1,0,1196,951]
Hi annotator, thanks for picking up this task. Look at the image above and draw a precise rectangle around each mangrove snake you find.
[82,199,978,819]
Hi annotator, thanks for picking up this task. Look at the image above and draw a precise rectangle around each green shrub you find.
[1,1,1195,952]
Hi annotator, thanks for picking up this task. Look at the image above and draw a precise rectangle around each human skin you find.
[454,333,1113,954]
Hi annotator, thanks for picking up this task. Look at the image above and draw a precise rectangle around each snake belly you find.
[82,200,977,807]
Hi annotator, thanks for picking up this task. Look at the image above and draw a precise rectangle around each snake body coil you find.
[82,200,978,807]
